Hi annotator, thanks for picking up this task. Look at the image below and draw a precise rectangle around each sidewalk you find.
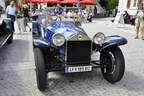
[93,17,136,34]
[111,22,136,33]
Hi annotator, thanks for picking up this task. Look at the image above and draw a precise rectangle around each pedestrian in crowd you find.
[123,10,130,24]
[94,6,97,16]
[63,9,67,17]
[67,10,72,18]
[6,1,16,32]
[17,7,24,33]
[23,4,31,32]
[112,8,116,17]
[56,6,63,21]
[133,3,144,40]
[82,8,87,22]
[87,9,93,22]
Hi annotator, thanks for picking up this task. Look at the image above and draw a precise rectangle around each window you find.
[130,0,138,8]
[133,0,137,7]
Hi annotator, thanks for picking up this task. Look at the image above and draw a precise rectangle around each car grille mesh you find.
[66,41,92,65]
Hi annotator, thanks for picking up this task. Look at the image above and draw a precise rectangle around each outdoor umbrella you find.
[79,0,96,5]
[61,0,77,4]
[35,0,43,3]
[31,0,43,3]
[44,0,61,4]
[24,0,32,2]
[24,0,42,3]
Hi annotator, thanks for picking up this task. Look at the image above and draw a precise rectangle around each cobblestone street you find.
[0,18,144,96]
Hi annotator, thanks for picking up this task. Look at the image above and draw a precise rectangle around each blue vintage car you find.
[32,9,127,91]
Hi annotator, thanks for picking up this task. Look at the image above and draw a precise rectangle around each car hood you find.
[46,22,88,40]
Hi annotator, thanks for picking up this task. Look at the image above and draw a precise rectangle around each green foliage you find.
[106,0,118,11]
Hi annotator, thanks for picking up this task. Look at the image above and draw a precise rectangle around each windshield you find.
[34,7,82,25]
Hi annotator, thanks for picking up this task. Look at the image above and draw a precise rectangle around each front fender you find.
[100,35,127,51]
[33,38,50,48]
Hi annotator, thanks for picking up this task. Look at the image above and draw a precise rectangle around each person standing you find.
[17,7,24,33]
[56,6,63,21]
[6,1,16,32]
[87,9,93,22]
[94,6,97,16]
[134,4,144,40]
[82,8,87,23]
[67,10,72,18]
[23,4,31,32]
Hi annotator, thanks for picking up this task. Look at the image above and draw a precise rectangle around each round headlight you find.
[93,32,105,45]
[52,33,65,46]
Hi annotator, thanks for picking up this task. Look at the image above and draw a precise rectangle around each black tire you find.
[7,34,13,44]
[100,46,125,83]
[34,48,47,91]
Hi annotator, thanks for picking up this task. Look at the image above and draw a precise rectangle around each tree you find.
[99,0,107,7]
[106,0,118,11]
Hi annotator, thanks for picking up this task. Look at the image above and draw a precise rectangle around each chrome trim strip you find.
[68,34,91,41]
[0,34,11,48]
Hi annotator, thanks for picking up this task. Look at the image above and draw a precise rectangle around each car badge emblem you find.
[78,35,82,40]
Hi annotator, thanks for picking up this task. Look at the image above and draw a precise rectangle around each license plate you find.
[65,66,92,73]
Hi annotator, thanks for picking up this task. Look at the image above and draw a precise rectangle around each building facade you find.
[118,0,144,15]
[85,0,106,14]
[0,0,6,9]
[0,0,24,9]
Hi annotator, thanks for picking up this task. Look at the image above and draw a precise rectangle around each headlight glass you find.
[93,32,105,45]
[52,33,65,46]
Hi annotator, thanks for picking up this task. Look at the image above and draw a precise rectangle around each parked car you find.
[32,8,127,91]
[0,18,13,47]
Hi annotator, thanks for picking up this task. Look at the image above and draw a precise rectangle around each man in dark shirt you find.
[123,10,130,24]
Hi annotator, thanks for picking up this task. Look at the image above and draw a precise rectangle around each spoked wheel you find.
[100,46,125,83]
[34,48,47,91]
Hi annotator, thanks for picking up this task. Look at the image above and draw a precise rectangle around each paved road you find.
[0,18,144,96]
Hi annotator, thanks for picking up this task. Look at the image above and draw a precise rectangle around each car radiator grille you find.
[66,41,92,65]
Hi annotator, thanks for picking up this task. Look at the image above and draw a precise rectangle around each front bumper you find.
[48,61,100,73]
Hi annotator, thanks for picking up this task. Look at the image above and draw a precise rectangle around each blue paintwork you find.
[32,21,127,54]
[33,39,50,48]
[33,21,88,54]
[45,22,88,54]
[100,35,127,51]
[32,21,39,34]
[45,22,87,40]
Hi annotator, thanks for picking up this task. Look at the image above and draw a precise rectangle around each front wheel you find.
[100,46,125,83]
[34,48,47,91]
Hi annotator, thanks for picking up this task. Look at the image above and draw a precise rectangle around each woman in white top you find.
[67,10,72,18]
[134,4,144,40]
